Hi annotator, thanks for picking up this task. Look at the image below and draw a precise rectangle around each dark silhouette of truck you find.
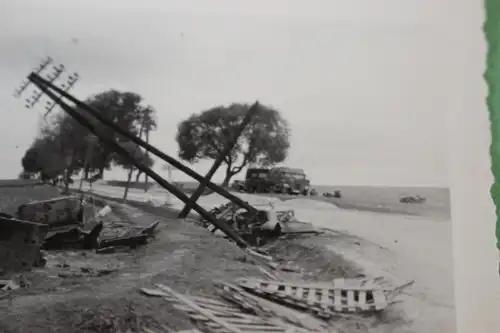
[244,167,310,195]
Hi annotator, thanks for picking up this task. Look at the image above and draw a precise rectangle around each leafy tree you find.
[176,103,290,186]
[18,170,35,180]
[118,140,154,200]
[20,89,158,190]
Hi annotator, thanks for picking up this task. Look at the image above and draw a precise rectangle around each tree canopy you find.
[20,89,157,187]
[176,102,290,185]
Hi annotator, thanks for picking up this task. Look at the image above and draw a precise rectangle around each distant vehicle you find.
[323,190,342,198]
[244,168,272,193]
[244,167,311,195]
[231,180,245,191]
[400,195,426,204]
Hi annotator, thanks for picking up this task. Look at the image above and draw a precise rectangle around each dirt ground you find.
[0,185,395,333]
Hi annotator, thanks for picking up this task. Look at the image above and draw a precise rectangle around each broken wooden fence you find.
[236,278,388,315]
[140,284,317,333]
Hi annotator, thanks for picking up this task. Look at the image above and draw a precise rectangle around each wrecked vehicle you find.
[244,167,311,195]
[0,194,160,274]
[204,202,298,246]
[400,195,426,204]
[323,190,342,198]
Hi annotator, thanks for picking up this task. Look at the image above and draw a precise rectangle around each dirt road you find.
[83,184,456,333]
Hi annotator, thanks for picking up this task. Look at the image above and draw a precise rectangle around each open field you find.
[84,181,455,332]
[104,180,450,219]
[0,183,365,333]
[0,181,454,332]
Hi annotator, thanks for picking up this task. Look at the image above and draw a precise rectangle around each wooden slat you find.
[373,290,387,310]
[283,285,293,296]
[239,277,388,292]
[238,278,390,313]
[306,289,316,305]
[333,289,343,312]
[346,290,356,312]
[319,289,329,309]
[156,284,245,333]
[235,326,284,332]
[193,295,239,308]
[143,284,318,333]
[295,287,304,300]
[358,291,368,310]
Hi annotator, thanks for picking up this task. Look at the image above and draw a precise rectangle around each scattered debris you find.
[139,273,412,333]
[0,193,160,277]
[236,277,390,316]
[0,216,48,272]
[141,284,318,333]
[17,196,84,228]
[205,202,319,247]
[323,191,342,198]
[400,195,426,204]
[0,280,19,291]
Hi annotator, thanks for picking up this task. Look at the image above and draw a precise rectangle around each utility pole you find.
[14,58,80,186]
[18,71,252,249]
[162,164,176,205]
[144,115,151,192]
[43,73,79,120]
[20,70,261,217]
[13,57,53,99]
[14,58,79,114]
[177,105,258,218]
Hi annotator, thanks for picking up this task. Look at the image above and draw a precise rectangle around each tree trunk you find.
[221,169,235,188]
[144,129,150,192]
[98,166,105,179]
[123,168,134,202]
[63,169,70,194]
[135,170,142,183]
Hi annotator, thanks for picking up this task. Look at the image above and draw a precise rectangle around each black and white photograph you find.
[0,1,457,332]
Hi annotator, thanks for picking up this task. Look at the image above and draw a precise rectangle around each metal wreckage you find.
[0,62,414,332]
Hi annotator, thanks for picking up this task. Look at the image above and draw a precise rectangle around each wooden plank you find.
[233,324,284,331]
[333,289,343,312]
[319,289,329,309]
[224,318,270,325]
[346,290,356,312]
[358,291,368,310]
[209,309,258,319]
[373,290,387,310]
[192,295,236,308]
[295,287,304,300]
[239,278,387,292]
[306,289,316,305]
[332,278,344,289]
[190,300,245,316]
[156,284,245,333]
[283,285,293,296]
[218,283,325,332]
[239,278,389,313]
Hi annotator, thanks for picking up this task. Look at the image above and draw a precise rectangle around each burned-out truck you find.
[244,167,311,195]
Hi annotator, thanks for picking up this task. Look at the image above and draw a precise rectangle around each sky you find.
[0,0,465,187]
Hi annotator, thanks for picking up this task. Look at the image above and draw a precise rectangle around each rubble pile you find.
[202,201,317,247]
[399,195,426,204]
[0,195,159,275]
[140,274,414,333]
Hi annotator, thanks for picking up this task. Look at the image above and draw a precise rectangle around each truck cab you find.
[244,168,271,193]
[268,167,310,195]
